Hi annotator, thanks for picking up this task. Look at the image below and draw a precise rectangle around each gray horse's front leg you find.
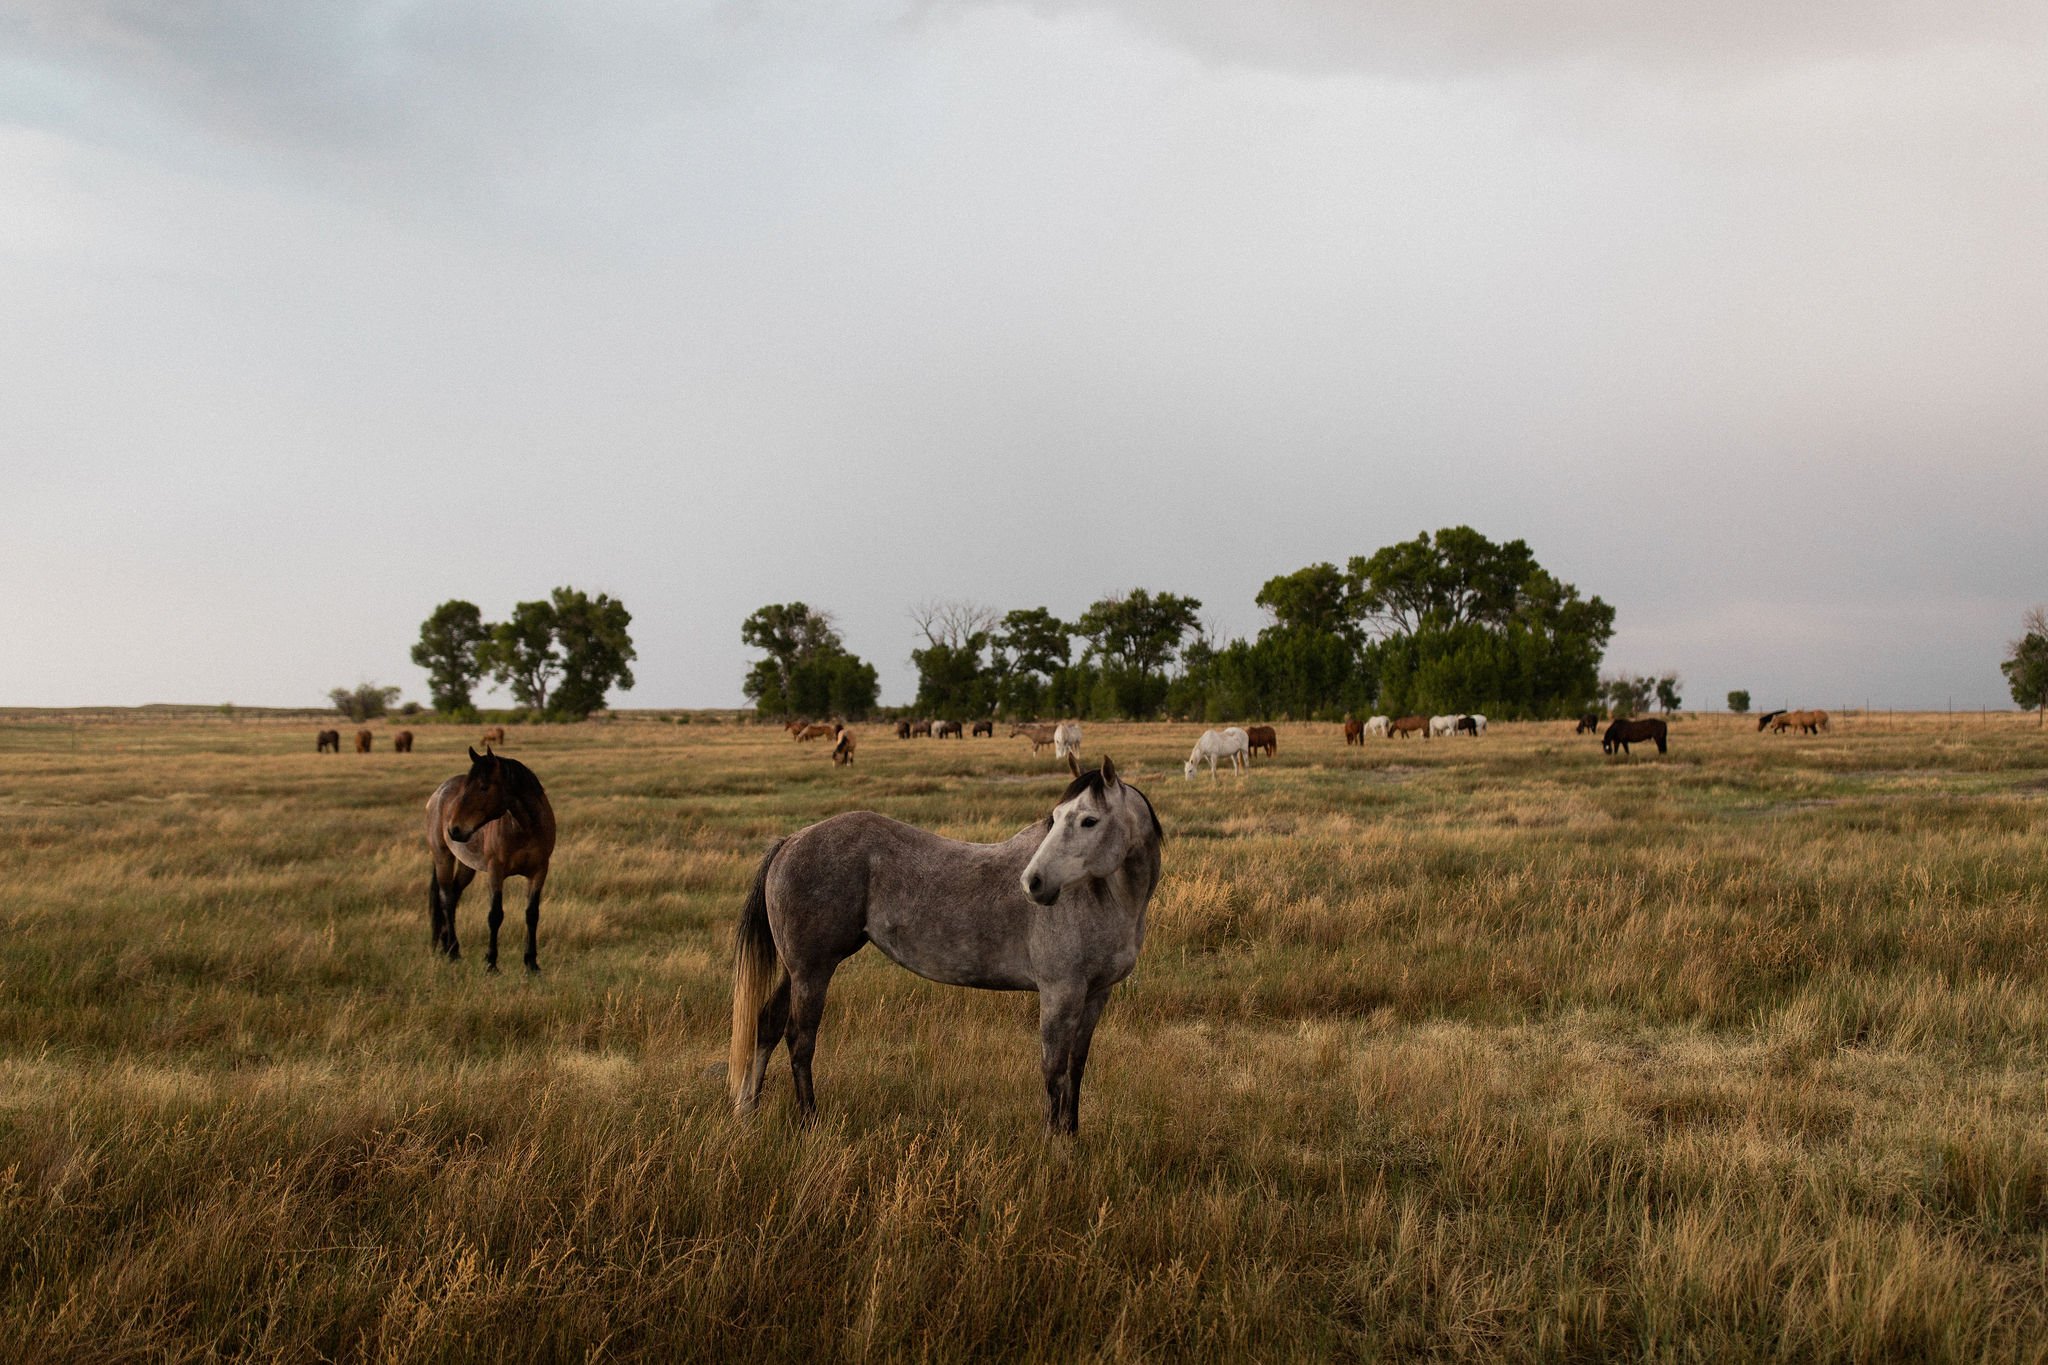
[1039,986,1110,1135]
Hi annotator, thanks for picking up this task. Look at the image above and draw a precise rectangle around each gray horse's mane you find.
[1055,767,1164,845]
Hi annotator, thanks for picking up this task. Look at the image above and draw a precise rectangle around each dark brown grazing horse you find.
[355,730,373,753]
[895,720,913,739]
[1343,716,1364,746]
[1455,715,1479,736]
[1390,715,1429,739]
[393,730,414,753]
[316,729,341,753]
[1756,709,1786,732]
[481,725,507,747]
[971,719,994,738]
[1245,725,1278,758]
[1575,715,1602,734]
[935,720,964,739]
[1603,717,1668,755]
[425,748,556,973]
[831,729,856,766]
[909,718,933,738]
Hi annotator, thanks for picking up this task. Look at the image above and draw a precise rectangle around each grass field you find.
[4,711,2047,1362]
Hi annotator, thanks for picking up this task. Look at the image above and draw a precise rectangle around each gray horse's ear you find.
[1101,755,1119,787]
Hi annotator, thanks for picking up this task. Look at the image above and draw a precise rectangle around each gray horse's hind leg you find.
[738,975,791,1111]
[1039,985,1111,1135]
[785,968,836,1124]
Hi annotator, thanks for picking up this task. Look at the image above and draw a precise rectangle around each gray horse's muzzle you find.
[1024,871,1061,906]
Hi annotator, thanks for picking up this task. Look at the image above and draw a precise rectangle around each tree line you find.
[407,588,637,721]
[744,527,1622,723]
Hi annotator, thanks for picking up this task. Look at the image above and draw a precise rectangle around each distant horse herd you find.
[305,699,1840,1135]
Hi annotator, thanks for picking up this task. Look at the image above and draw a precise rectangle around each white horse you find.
[1364,715,1390,738]
[1428,714,1460,738]
[1184,726,1249,779]
[1053,721,1082,763]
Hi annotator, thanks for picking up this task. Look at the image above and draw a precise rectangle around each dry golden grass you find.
[3,710,2047,1361]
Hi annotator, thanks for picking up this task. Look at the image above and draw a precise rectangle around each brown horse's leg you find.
[521,867,547,974]
[440,864,476,959]
[785,967,837,1125]
[485,873,507,973]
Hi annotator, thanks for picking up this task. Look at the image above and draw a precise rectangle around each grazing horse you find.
[909,718,933,738]
[1576,715,1602,735]
[1602,717,1668,755]
[393,730,414,753]
[1343,716,1364,746]
[971,719,994,738]
[1245,725,1278,758]
[935,720,964,739]
[895,720,912,739]
[831,729,856,766]
[1011,722,1058,753]
[1756,710,1787,733]
[355,730,373,753]
[1365,715,1391,738]
[1427,715,1460,738]
[316,729,341,753]
[730,759,1163,1133]
[425,748,557,973]
[1455,715,1478,736]
[1185,726,1250,778]
[785,719,809,737]
[1770,709,1829,735]
[1390,715,1429,739]
[481,726,507,747]
[795,723,836,742]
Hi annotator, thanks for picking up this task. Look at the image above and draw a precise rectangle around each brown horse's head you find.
[446,746,513,843]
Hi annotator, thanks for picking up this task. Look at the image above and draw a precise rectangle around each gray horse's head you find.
[1021,757,1158,906]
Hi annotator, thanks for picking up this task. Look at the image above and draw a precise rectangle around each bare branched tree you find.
[910,599,999,650]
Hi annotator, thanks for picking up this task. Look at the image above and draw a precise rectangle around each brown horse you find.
[481,725,507,747]
[909,718,933,738]
[1602,717,1668,755]
[1768,710,1827,735]
[971,719,994,738]
[1576,714,1602,734]
[935,720,964,739]
[831,729,856,766]
[425,748,556,973]
[1756,710,1787,732]
[1343,716,1364,746]
[393,730,414,753]
[316,729,341,753]
[795,723,836,742]
[1390,715,1429,739]
[1245,725,1278,758]
[354,730,373,753]
[1010,722,1058,753]
[895,720,913,739]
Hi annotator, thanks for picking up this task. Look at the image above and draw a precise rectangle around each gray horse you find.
[729,758,1163,1134]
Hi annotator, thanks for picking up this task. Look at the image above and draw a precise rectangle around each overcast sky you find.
[3,1,2042,710]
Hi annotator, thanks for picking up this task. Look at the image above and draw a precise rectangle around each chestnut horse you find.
[425,747,556,973]
[1343,716,1364,746]
[895,720,913,739]
[972,719,994,738]
[393,730,414,753]
[909,718,933,738]
[316,729,341,753]
[481,726,507,747]
[1245,725,1278,759]
[1602,717,1668,755]
[935,720,964,739]
[795,723,836,742]
[831,729,856,766]
[1390,715,1429,739]
[355,730,373,753]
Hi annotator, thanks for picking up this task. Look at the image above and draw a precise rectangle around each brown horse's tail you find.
[729,839,787,1104]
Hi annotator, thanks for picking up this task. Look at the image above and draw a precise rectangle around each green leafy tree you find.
[1727,689,1751,714]
[742,603,841,705]
[1655,673,1683,713]
[549,588,636,718]
[1254,563,1358,643]
[410,599,491,717]
[740,602,879,719]
[910,601,997,718]
[990,608,1071,717]
[329,683,402,722]
[1600,672,1655,719]
[1073,588,1204,718]
[478,599,563,713]
[2002,606,2048,725]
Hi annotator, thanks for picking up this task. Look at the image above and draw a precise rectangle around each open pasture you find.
[4,713,2048,1361]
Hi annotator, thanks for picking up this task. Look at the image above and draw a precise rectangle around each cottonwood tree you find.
[411,600,491,717]
[741,602,878,719]
[475,588,636,718]
[1727,690,1751,714]
[329,683,402,722]
[2003,605,2048,724]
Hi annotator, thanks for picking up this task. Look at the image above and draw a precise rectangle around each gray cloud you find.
[2,2,2042,710]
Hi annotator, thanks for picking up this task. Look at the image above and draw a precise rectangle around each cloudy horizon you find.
[4,1,2042,711]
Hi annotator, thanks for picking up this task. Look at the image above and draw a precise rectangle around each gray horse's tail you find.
[729,838,787,1103]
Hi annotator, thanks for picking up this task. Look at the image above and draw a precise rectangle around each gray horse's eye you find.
[1080,816,1099,828]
